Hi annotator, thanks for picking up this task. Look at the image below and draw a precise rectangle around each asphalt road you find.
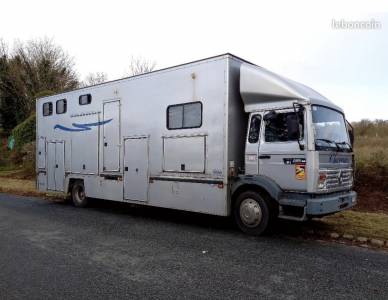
[0,193,387,300]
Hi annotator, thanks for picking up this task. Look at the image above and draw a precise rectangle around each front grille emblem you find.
[338,170,343,184]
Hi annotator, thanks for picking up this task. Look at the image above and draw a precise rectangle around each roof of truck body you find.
[36,53,343,114]
[36,53,252,101]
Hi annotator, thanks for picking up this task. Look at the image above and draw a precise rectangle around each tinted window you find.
[43,102,53,116]
[168,105,183,129]
[265,111,304,142]
[56,99,67,114]
[167,102,202,130]
[183,103,202,128]
[248,114,261,143]
[79,94,92,105]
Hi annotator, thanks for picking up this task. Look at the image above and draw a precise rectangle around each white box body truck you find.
[36,54,356,235]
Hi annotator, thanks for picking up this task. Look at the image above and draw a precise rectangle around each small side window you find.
[168,105,184,129]
[43,102,53,116]
[79,94,92,105]
[56,99,67,114]
[167,102,202,130]
[248,114,261,143]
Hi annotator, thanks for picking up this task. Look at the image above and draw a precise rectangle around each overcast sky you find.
[1,0,387,121]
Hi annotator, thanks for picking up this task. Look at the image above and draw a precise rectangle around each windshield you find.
[312,105,351,152]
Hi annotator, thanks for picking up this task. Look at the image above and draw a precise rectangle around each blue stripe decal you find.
[54,119,113,132]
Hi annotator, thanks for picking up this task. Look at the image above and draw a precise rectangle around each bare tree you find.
[82,72,108,87]
[0,39,8,57]
[126,56,156,76]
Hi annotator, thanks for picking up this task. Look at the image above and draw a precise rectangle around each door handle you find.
[104,142,108,147]
[259,155,271,159]
[55,164,58,168]
[135,168,139,172]
[124,167,128,171]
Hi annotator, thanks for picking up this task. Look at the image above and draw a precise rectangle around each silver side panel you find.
[36,55,237,216]
[71,114,99,174]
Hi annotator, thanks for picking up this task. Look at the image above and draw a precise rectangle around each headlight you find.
[317,171,327,189]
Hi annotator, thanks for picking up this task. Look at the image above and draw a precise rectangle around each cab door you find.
[258,108,306,191]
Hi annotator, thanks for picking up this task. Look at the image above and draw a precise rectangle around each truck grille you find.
[325,168,353,191]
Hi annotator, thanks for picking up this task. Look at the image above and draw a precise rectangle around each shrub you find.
[353,119,388,194]
[11,114,36,150]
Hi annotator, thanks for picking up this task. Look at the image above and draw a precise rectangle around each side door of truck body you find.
[54,142,65,192]
[123,137,149,202]
[47,142,56,190]
[47,141,65,191]
[37,137,46,169]
[102,100,121,172]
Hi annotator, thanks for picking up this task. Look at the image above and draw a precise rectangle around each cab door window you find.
[264,111,304,142]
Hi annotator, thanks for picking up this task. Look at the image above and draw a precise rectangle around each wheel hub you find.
[239,198,262,227]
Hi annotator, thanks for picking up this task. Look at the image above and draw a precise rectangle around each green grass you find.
[313,211,388,240]
[0,177,37,194]
[353,120,388,176]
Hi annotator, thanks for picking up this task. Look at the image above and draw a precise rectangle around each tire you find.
[71,180,88,208]
[233,190,273,236]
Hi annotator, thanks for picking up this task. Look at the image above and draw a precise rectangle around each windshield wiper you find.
[315,138,340,151]
[336,141,353,151]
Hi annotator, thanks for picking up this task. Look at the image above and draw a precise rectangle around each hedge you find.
[11,114,36,149]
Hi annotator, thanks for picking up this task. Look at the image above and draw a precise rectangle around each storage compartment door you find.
[163,136,205,173]
[124,137,149,202]
[47,142,56,190]
[103,100,120,172]
[55,142,65,192]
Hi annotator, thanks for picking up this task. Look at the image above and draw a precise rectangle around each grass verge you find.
[310,211,388,241]
[0,177,42,196]
[0,175,60,198]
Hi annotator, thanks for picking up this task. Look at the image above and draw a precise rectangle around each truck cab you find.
[232,63,356,235]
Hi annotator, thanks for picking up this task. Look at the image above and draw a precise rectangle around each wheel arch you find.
[66,177,84,195]
[231,175,283,206]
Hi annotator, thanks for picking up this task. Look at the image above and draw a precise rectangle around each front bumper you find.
[306,190,357,216]
[279,190,357,220]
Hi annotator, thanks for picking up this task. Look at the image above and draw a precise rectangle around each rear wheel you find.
[71,180,88,207]
[233,190,273,235]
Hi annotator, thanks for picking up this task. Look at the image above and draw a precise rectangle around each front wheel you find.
[233,191,273,236]
[71,180,88,208]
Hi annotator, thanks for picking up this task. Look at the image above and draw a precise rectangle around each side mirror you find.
[346,120,354,147]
